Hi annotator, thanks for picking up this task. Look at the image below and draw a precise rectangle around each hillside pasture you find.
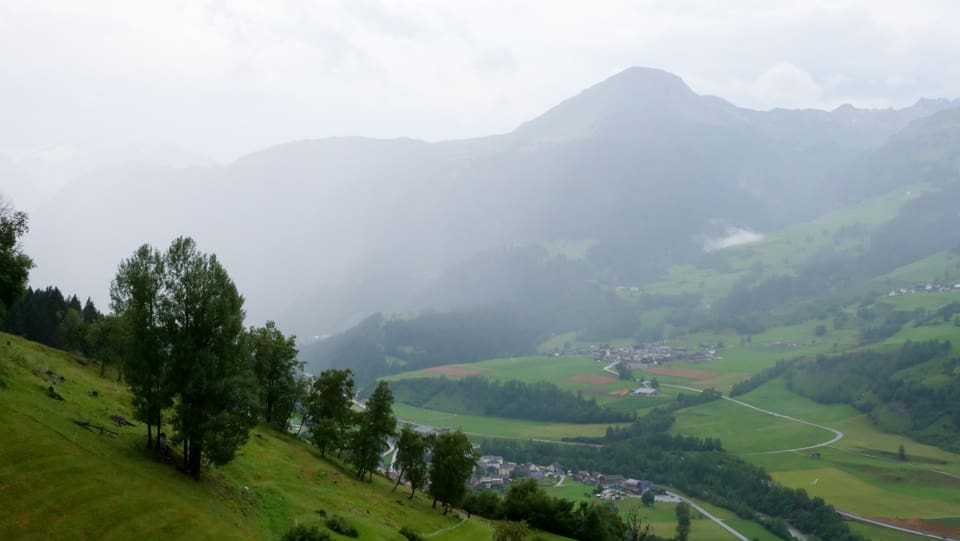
[0,333,484,541]
[393,403,624,440]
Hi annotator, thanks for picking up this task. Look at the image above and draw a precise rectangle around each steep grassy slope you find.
[0,333,534,541]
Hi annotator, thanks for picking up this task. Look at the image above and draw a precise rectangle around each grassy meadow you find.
[0,333,566,541]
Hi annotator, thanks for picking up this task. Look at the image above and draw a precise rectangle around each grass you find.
[669,399,833,454]
[847,521,933,541]
[388,355,673,409]
[544,480,783,541]
[0,333,512,541]
[644,185,927,304]
[393,403,623,440]
[728,378,960,519]
[876,250,960,286]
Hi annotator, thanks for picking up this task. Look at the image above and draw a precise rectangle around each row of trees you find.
[480,403,864,541]
[302,368,478,513]
[111,238,303,478]
[389,376,635,424]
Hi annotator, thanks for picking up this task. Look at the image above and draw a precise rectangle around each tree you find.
[111,244,171,449]
[114,238,257,476]
[641,489,655,507]
[162,237,257,479]
[625,508,651,541]
[85,314,127,378]
[675,501,691,541]
[428,429,476,515]
[306,369,356,457]
[898,443,907,461]
[393,425,429,499]
[493,520,529,541]
[616,362,632,380]
[650,378,660,390]
[351,381,396,480]
[0,197,33,318]
[249,321,303,429]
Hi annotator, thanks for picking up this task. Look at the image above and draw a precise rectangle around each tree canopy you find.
[112,237,258,478]
[0,197,33,317]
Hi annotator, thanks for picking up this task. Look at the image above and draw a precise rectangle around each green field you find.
[644,186,927,303]
[670,399,834,454]
[731,379,960,520]
[0,333,569,541]
[393,403,623,440]
[543,480,769,541]
[388,354,673,409]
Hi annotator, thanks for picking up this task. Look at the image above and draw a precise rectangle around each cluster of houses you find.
[887,282,960,297]
[470,456,662,501]
[471,455,566,489]
[571,471,660,501]
[584,342,722,366]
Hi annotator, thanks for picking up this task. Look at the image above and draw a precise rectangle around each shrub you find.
[325,515,359,538]
[399,526,424,541]
[280,524,332,541]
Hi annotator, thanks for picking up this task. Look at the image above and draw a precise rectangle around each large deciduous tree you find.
[350,380,396,480]
[112,237,257,478]
[428,429,476,515]
[162,237,257,478]
[392,425,429,499]
[111,245,171,449]
[249,321,303,430]
[0,197,34,317]
[306,369,355,457]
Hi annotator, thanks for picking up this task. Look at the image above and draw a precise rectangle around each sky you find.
[3,0,960,164]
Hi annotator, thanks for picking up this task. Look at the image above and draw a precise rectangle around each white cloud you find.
[702,227,765,253]
[1,0,959,160]
[751,63,823,109]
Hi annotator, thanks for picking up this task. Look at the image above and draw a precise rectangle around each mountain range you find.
[21,67,960,340]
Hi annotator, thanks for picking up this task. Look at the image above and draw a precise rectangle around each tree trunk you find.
[100,358,106,377]
[183,440,189,470]
[409,487,417,500]
[189,441,203,479]
[266,400,273,425]
[393,468,406,491]
[146,423,153,449]
[443,502,449,516]
[432,497,437,509]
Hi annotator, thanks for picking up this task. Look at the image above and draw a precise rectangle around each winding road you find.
[661,383,844,454]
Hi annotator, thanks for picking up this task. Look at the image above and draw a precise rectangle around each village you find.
[584,341,722,366]
[470,455,675,503]
[887,281,960,297]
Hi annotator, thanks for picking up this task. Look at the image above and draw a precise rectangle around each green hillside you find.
[0,332,557,541]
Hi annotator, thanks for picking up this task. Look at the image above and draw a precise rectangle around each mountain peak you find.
[512,67,726,142]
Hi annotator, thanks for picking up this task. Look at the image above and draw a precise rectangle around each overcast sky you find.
[3,0,960,162]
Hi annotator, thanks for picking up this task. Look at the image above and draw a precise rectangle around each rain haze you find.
[6,3,960,539]
[6,1,960,337]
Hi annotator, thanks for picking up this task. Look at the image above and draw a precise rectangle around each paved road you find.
[553,474,566,488]
[602,361,619,375]
[838,511,958,540]
[661,383,844,454]
[665,491,750,541]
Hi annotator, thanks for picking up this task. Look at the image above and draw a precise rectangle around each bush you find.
[399,526,424,541]
[280,524,332,541]
[325,515,359,538]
